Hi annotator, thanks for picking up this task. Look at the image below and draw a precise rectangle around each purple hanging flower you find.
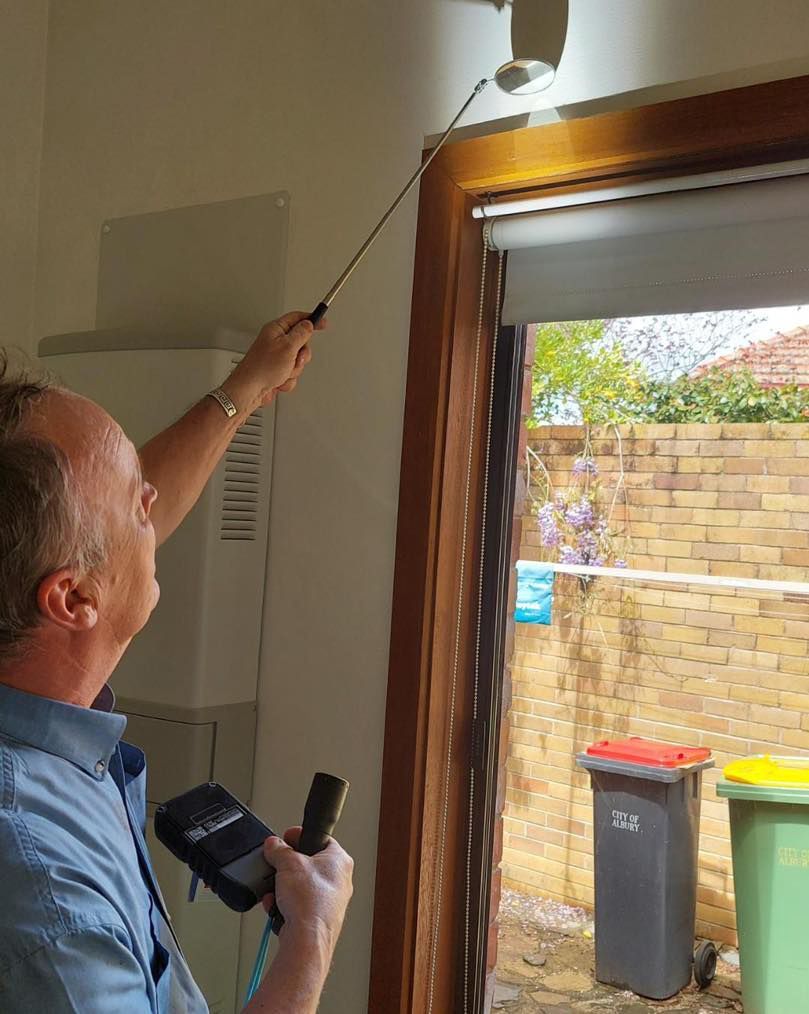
[565,497,594,531]
[532,445,624,575]
[559,545,583,565]
[573,456,599,476]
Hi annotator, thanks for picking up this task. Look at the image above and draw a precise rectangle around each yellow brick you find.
[744,439,797,457]
[717,491,762,510]
[647,539,692,558]
[779,656,809,676]
[738,545,783,565]
[627,490,672,507]
[724,457,765,474]
[698,715,731,735]
[746,475,790,493]
[784,619,809,639]
[673,490,721,507]
[680,643,729,664]
[772,423,809,438]
[728,648,780,669]
[685,609,732,629]
[707,630,756,650]
[737,510,792,528]
[641,605,686,623]
[658,690,704,712]
[633,455,677,471]
[762,493,809,511]
[706,698,748,720]
[664,590,711,609]
[721,423,772,438]
[654,439,701,456]
[753,723,795,746]
[783,728,809,749]
[691,509,742,526]
[780,691,809,710]
[668,558,710,575]
[708,562,759,579]
[709,594,760,615]
[698,439,746,457]
[659,524,708,542]
[757,636,806,657]
[676,424,723,439]
[768,458,809,476]
[728,684,779,706]
[683,456,728,474]
[660,624,707,645]
[734,615,785,636]
[783,549,809,567]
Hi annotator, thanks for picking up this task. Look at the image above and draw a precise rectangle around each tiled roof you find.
[692,325,809,387]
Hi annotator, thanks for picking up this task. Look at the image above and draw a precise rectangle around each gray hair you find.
[0,352,106,663]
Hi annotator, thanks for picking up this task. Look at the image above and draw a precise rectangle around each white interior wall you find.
[549,0,809,110]
[32,4,518,1010]
[24,1,809,1011]
[0,0,48,351]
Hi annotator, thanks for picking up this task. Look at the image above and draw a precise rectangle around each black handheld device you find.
[155,781,276,912]
[154,773,349,916]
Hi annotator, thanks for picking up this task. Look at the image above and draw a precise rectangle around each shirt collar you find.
[0,682,127,779]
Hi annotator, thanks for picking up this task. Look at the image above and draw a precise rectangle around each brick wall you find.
[502,423,809,945]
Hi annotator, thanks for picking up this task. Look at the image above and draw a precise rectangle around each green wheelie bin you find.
[717,755,809,1014]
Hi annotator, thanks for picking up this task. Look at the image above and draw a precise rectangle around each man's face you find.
[96,418,160,648]
[35,391,160,650]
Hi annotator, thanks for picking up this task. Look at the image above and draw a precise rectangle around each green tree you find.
[639,365,809,423]
[530,320,647,426]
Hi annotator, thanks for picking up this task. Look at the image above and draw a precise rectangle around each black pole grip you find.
[269,772,349,933]
[298,773,350,856]
[308,302,329,327]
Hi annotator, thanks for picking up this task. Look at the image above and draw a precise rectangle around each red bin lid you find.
[585,737,711,768]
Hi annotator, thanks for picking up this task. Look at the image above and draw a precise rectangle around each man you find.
[0,312,354,1013]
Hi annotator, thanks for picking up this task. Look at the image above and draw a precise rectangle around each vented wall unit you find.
[38,192,289,1014]
[39,334,272,1014]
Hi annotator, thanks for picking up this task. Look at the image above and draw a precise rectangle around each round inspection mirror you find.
[494,58,557,96]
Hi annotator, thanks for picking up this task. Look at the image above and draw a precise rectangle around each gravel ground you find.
[494,890,742,1014]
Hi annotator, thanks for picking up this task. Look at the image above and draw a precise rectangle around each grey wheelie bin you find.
[577,737,716,1000]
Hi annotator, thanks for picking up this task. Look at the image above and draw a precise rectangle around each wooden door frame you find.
[368,74,809,1014]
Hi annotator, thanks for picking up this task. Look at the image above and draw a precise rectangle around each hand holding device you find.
[154,772,350,916]
[262,827,354,945]
[265,772,350,933]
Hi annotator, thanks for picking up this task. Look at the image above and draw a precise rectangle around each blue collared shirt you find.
[0,682,208,1013]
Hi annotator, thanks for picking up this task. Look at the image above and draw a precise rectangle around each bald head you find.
[26,387,128,510]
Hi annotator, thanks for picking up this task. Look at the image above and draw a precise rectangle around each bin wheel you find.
[694,940,717,989]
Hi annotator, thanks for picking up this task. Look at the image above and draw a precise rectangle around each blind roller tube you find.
[497,174,809,324]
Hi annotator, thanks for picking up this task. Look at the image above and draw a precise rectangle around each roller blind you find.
[493,173,809,325]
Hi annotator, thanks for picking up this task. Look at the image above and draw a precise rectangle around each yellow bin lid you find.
[724,755,809,788]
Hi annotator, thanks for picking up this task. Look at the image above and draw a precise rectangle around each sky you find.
[608,303,808,375]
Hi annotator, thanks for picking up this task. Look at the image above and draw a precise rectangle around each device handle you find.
[298,772,350,854]
[270,772,349,932]
[308,302,329,328]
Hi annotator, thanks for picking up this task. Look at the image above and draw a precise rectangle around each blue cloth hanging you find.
[515,560,555,624]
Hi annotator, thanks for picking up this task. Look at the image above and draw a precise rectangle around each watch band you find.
[207,387,238,419]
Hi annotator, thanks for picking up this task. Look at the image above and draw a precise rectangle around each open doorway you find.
[490,307,809,1012]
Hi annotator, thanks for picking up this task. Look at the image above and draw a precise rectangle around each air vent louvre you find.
[220,405,263,541]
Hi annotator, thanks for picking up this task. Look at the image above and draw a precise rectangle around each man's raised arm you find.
[139,311,320,545]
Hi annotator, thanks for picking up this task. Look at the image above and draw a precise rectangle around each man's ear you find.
[36,570,99,633]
